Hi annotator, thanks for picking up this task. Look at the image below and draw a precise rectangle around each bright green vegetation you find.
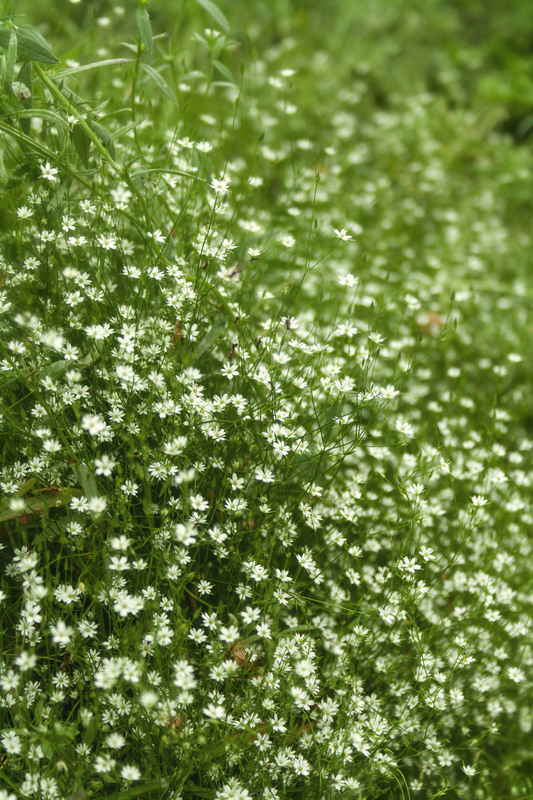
[1,1,533,798]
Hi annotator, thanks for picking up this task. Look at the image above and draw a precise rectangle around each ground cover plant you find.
[1,0,533,798]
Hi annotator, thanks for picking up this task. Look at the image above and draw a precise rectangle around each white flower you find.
[14,651,37,671]
[1,730,22,754]
[94,454,116,476]
[40,161,59,182]
[81,414,107,436]
[508,667,525,683]
[50,619,74,646]
[106,732,126,749]
[93,754,116,773]
[203,703,226,720]
[121,765,142,780]
[88,496,107,514]
[395,419,414,437]
[221,363,239,378]
[173,660,197,691]
[398,557,422,575]
[471,495,488,507]
[255,466,275,483]
[210,177,230,194]
[333,227,353,241]
[419,546,436,562]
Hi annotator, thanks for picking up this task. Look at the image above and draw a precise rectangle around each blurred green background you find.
[11,0,533,144]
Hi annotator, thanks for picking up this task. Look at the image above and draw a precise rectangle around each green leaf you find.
[131,166,202,182]
[15,478,35,496]
[82,719,98,748]
[136,7,153,53]
[72,123,91,167]
[0,25,59,64]
[37,359,71,381]
[15,108,69,126]
[0,148,7,188]
[18,60,32,134]
[0,117,55,159]
[213,59,235,84]
[75,463,98,500]
[178,69,205,82]
[52,58,135,79]
[0,489,83,523]
[53,723,77,740]
[5,28,16,85]
[193,314,227,361]
[90,119,115,159]
[140,63,178,107]
[41,741,54,759]
[34,699,44,724]
[193,0,229,32]
[212,35,227,59]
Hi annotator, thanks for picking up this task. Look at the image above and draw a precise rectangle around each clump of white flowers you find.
[0,5,532,800]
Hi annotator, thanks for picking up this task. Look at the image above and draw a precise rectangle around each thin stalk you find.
[33,62,121,173]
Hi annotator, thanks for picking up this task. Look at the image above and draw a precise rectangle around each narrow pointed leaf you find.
[91,119,115,159]
[213,59,235,84]
[193,0,229,32]
[15,108,69,126]
[0,489,83,523]
[140,63,178,107]
[178,69,205,82]
[0,148,7,188]
[52,58,135,79]
[0,25,59,64]
[18,60,32,133]
[193,314,227,361]
[14,478,35,496]
[72,122,91,167]
[75,463,98,500]
[136,7,153,53]
[5,28,16,84]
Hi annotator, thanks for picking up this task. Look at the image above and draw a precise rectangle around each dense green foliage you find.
[1,1,533,799]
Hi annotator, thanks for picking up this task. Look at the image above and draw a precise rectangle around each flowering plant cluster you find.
[0,3,532,799]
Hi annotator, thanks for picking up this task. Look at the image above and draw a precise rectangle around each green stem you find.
[33,62,121,173]
[34,63,156,226]
[131,37,142,122]
[0,117,55,158]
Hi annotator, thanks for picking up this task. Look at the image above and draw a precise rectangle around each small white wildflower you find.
[88,496,107,514]
[462,764,476,777]
[203,703,226,720]
[419,546,436,562]
[210,177,230,194]
[50,619,74,646]
[1,731,22,754]
[94,454,116,476]
[395,419,414,437]
[121,765,142,780]
[333,227,353,241]
[398,557,422,575]
[106,732,126,749]
[97,234,117,250]
[508,667,525,683]
[40,162,59,182]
